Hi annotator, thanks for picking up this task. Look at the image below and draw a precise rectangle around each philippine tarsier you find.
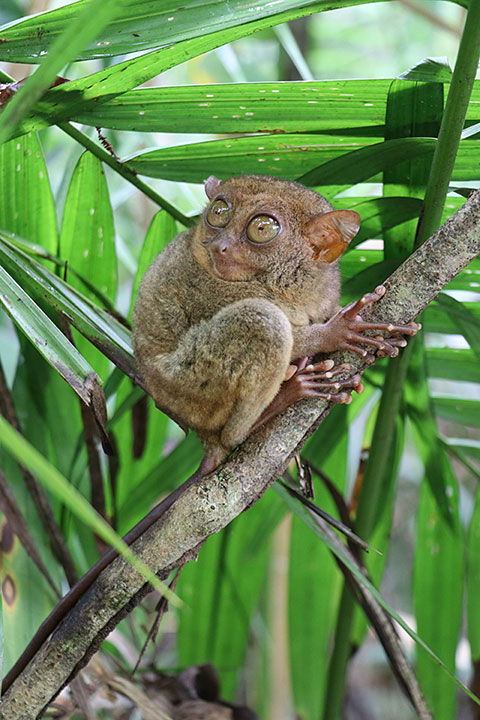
[2,175,420,694]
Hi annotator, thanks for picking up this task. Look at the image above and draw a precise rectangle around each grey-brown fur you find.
[133,175,361,466]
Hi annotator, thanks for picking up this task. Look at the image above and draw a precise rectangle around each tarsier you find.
[2,175,420,694]
[133,174,419,474]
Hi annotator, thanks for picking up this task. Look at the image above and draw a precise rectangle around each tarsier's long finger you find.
[379,337,407,348]
[342,343,376,363]
[284,364,298,381]
[343,284,386,320]
[285,357,334,380]
[344,332,398,354]
[307,373,362,390]
[375,336,409,358]
[354,320,421,336]
[303,389,352,405]
[301,362,352,380]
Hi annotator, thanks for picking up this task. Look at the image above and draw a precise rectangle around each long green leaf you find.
[0,4,398,145]
[405,340,453,520]
[127,135,480,187]
[116,433,203,533]
[60,151,116,303]
[129,136,437,185]
[289,430,348,718]
[383,79,443,256]
[0,264,97,404]
[14,76,480,140]
[0,1,402,63]
[433,397,480,428]
[69,80,388,135]
[413,453,463,720]
[0,234,134,379]
[424,301,480,334]
[467,485,480,662]
[399,57,453,84]
[0,0,122,146]
[0,134,58,254]
[0,418,180,605]
[59,150,117,378]
[435,292,480,363]
[178,493,281,699]
[426,348,480,383]
[275,482,479,709]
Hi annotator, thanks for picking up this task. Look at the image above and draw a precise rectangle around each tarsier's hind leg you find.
[156,297,294,459]
[215,299,294,451]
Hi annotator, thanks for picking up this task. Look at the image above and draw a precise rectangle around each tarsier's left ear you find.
[204,175,222,199]
[305,210,361,263]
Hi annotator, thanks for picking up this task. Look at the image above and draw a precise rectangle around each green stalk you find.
[323,347,413,719]
[0,68,192,226]
[59,122,194,226]
[415,0,480,248]
[323,4,480,718]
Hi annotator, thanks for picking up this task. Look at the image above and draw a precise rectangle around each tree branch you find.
[1,189,480,720]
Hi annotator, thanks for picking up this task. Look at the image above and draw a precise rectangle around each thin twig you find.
[0,360,78,586]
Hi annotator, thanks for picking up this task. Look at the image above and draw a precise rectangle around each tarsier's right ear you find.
[205,175,222,199]
[305,210,361,263]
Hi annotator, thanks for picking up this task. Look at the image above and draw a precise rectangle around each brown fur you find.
[133,175,361,467]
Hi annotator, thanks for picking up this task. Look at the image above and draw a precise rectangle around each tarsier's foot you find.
[325,285,421,360]
[282,357,363,406]
[251,358,362,433]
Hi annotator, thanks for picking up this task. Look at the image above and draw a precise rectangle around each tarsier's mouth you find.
[210,252,257,282]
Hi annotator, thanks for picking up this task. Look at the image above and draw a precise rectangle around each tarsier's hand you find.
[324,285,421,361]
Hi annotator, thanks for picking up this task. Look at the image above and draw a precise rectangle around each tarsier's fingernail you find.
[325,359,335,369]
[376,285,386,295]
[325,371,332,378]
[334,383,340,390]
[399,339,407,347]
[387,324,394,332]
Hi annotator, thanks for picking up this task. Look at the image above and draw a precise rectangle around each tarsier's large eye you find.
[207,199,231,228]
[246,215,280,244]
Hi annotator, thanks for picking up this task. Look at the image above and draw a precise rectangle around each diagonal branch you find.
[1,189,480,720]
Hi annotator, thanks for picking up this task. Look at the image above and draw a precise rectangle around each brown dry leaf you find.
[174,700,233,719]
[106,675,174,720]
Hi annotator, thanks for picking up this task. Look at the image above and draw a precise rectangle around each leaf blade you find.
[0,263,97,403]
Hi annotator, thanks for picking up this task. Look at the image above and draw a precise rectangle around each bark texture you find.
[1,189,480,720]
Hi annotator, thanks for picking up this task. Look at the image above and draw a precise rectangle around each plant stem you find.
[415,0,480,248]
[1,64,192,225]
[323,346,413,720]
[323,3,480,717]
[59,122,194,226]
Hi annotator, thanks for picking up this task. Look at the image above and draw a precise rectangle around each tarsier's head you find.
[192,174,360,283]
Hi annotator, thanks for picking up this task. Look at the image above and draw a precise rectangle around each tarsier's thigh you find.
[164,298,293,433]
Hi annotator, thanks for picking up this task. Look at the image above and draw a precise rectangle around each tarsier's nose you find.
[212,236,230,254]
